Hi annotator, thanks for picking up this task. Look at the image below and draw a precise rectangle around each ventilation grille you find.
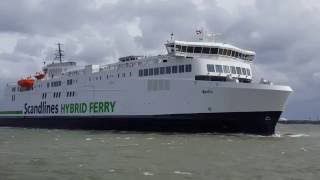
[147,80,170,91]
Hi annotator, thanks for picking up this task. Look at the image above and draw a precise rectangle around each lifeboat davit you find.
[34,72,46,80]
[17,78,35,88]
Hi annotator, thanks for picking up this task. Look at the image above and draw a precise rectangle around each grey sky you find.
[0,0,319,119]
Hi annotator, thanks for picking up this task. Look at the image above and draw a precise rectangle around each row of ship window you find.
[207,64,251,76]
[172,44,254,61]
[11,91,76,101]
[11,87,33,92]
[139,64,192,77]
[42,91,76,99]
[46,79,76,88]
[50,81,62,87]
[89,72,133,81]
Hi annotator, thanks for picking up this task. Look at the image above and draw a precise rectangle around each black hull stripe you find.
[0,111,282,135]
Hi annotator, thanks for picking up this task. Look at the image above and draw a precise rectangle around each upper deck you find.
[165,40,255,62]
[5,33,258,95]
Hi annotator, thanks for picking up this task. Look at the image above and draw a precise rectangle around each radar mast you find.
[55,43,64,63]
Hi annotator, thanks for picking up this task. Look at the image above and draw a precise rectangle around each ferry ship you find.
[0,32,292,135]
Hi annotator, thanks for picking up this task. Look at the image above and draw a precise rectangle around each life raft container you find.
[34,72,46,80]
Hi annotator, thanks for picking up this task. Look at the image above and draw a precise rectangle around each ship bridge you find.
[165,40,255,62]
[163,33,256,83]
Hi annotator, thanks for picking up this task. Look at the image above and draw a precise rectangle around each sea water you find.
[0,124,319,180]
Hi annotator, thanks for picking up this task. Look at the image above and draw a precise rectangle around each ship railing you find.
[6,82,16,87]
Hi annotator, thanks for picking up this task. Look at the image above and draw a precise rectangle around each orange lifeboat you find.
[34,72,46,80]
[17,78,35,88]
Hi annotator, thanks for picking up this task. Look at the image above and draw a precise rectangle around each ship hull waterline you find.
[0,111,281,135]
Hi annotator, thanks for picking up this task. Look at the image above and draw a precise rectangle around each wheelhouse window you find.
[210,48,218,54]
[207,64,215,72]
[175,44,254,61]
[202,47,210,54]
[144,69,148,76]
[166,44,175,53]
[181,46,187,52]
[242,68,247,76]
[176,45,181,52]
[139,70,143,77]
[236,67,242,75]
[215,65,223,73]
[231,66,236,74]
[227,50,232,56]
[223,66,230,74]
[235,52,239,58]
[187,46,194,53]
[231,51,236,57]
[224,49,229,56]
[246,68,251,76]
[194,47,202,53]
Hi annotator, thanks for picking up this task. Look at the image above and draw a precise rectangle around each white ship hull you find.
[0,79,291,135]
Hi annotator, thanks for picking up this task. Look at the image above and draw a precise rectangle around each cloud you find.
[14,37,46,57]
[0,0,319,119]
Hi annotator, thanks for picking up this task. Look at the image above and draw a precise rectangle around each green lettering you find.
[82,103,87,113]
[110,101,116,112]
[94,102,98,113]
[75,103,79,113]
[70,104,74,113]
[99,102,104,113]
[104,102,109,112]
[65,104,70,114]
[61,104,65,114]
[89,102,94,113]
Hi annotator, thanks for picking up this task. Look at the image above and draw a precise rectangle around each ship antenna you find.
[55,43,64,63]
[170,33,174,41]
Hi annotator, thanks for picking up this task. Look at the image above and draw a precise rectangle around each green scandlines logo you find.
[24,101,116,115]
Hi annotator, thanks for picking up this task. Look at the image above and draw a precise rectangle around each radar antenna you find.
[207,32,222,42]
[195,28,222,42]
[55,43,64,63]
